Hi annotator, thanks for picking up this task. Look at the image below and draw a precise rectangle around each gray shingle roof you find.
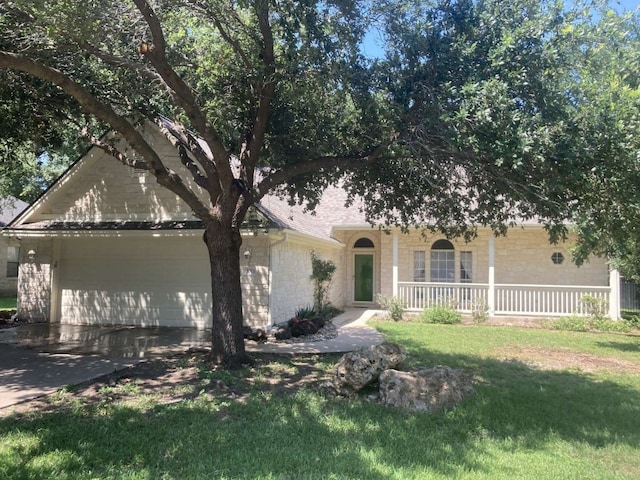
[0,197,29,227]
[258,185,369,242]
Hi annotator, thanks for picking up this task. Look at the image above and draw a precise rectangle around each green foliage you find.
[580,294,609,320]
[417,304,462,324]
[309,251,336,313]
[544,315,632,333]
[295,305,316,320]
[543,295,633,333]
[376,294,406,322]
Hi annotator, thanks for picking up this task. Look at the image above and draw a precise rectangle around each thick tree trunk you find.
[204,222,250,366]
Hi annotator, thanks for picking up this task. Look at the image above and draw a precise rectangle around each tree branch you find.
[253,142,392,201]
[245,0,276,172]
[0,50,213,221]
[132,0,233,189]
[77,40,160,82]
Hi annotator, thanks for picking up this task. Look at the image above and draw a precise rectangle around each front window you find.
[460,251,472,283]
[6,246,19,278]
[413,251,426,282]
[430,240,455,283]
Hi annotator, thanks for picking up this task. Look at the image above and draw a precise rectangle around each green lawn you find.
[0,297,16,310]
[1,322,639,479]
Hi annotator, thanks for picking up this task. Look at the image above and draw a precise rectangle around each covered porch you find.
[384,230,621,319]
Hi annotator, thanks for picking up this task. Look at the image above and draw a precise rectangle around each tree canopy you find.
[1,0,638,360]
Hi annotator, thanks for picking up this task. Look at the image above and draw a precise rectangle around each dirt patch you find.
[497,345,640,374]
[0,351,336,418]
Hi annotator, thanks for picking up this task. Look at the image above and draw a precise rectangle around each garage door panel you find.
[58,237,212,328]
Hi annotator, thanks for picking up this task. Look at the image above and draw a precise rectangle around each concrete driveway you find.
[0,324,211,409]
[0,309,383,410]
[0,344,141,409]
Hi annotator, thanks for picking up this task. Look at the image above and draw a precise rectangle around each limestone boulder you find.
[378,366,474,413]
[328,343,406,396]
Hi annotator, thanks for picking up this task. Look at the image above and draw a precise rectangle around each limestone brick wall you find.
[240,236,270,327]
[17,238,52,321]
[29,126,202,223]
[269,238,344,324]
[0,236,20,296]
[493,228,608,286]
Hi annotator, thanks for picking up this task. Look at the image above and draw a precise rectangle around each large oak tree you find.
[1,0,637,363]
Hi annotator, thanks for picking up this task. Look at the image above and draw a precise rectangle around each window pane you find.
[430,250,454,282]
[413,251,425,282]
[460,251,472,283]
[6,262,18,278]
[6,247,19,278]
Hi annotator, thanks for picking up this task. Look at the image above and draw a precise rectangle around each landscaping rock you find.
[326,343,406,396]
[378,366,474,413]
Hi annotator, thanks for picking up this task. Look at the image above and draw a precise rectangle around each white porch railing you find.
[397,282,611,317]
[398,282,489,312]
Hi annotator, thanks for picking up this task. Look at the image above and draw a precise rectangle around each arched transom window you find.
[430,239,455,283]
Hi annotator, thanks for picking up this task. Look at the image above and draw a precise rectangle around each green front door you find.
[354,254,374,302]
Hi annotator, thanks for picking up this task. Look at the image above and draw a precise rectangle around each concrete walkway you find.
[0,308,383,409]
[247,308,384,354]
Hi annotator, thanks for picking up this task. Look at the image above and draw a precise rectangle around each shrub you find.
[417,304,462,324]
[295,306,316,320]
[543,314,632,333]
[471,297,489,323]
[580,294,608,320]
[376,294,406,322]
[543,315,589,332]
[310,251,336,313]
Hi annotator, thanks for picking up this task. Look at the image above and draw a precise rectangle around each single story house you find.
[0,196,29,296]
[2,123,620,327]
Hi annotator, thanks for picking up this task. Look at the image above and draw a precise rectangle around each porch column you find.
[488,234,495,315]
[392,230,399,296]
[609,268,621,320]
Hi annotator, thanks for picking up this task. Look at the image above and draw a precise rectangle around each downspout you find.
[267,231,288,325]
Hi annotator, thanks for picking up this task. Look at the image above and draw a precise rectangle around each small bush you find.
[592,317,631,333]
[621,310,640,328]
[417,305,462,324]
[471,297,489,323]
[543,315,632,333]
[376,294,406,322]
[295,306,316,320]
[543,315,589,332]
[580,294,608,320]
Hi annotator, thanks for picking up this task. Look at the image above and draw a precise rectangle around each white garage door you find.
[57,236,212,328]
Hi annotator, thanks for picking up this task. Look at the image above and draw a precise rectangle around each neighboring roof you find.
[0,197,29,227]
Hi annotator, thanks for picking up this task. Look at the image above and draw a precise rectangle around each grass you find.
[0,296,16,311]
[1,324,640,479]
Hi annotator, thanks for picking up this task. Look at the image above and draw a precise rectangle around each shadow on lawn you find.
[0,349,639,479]
[596,339,640,353]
